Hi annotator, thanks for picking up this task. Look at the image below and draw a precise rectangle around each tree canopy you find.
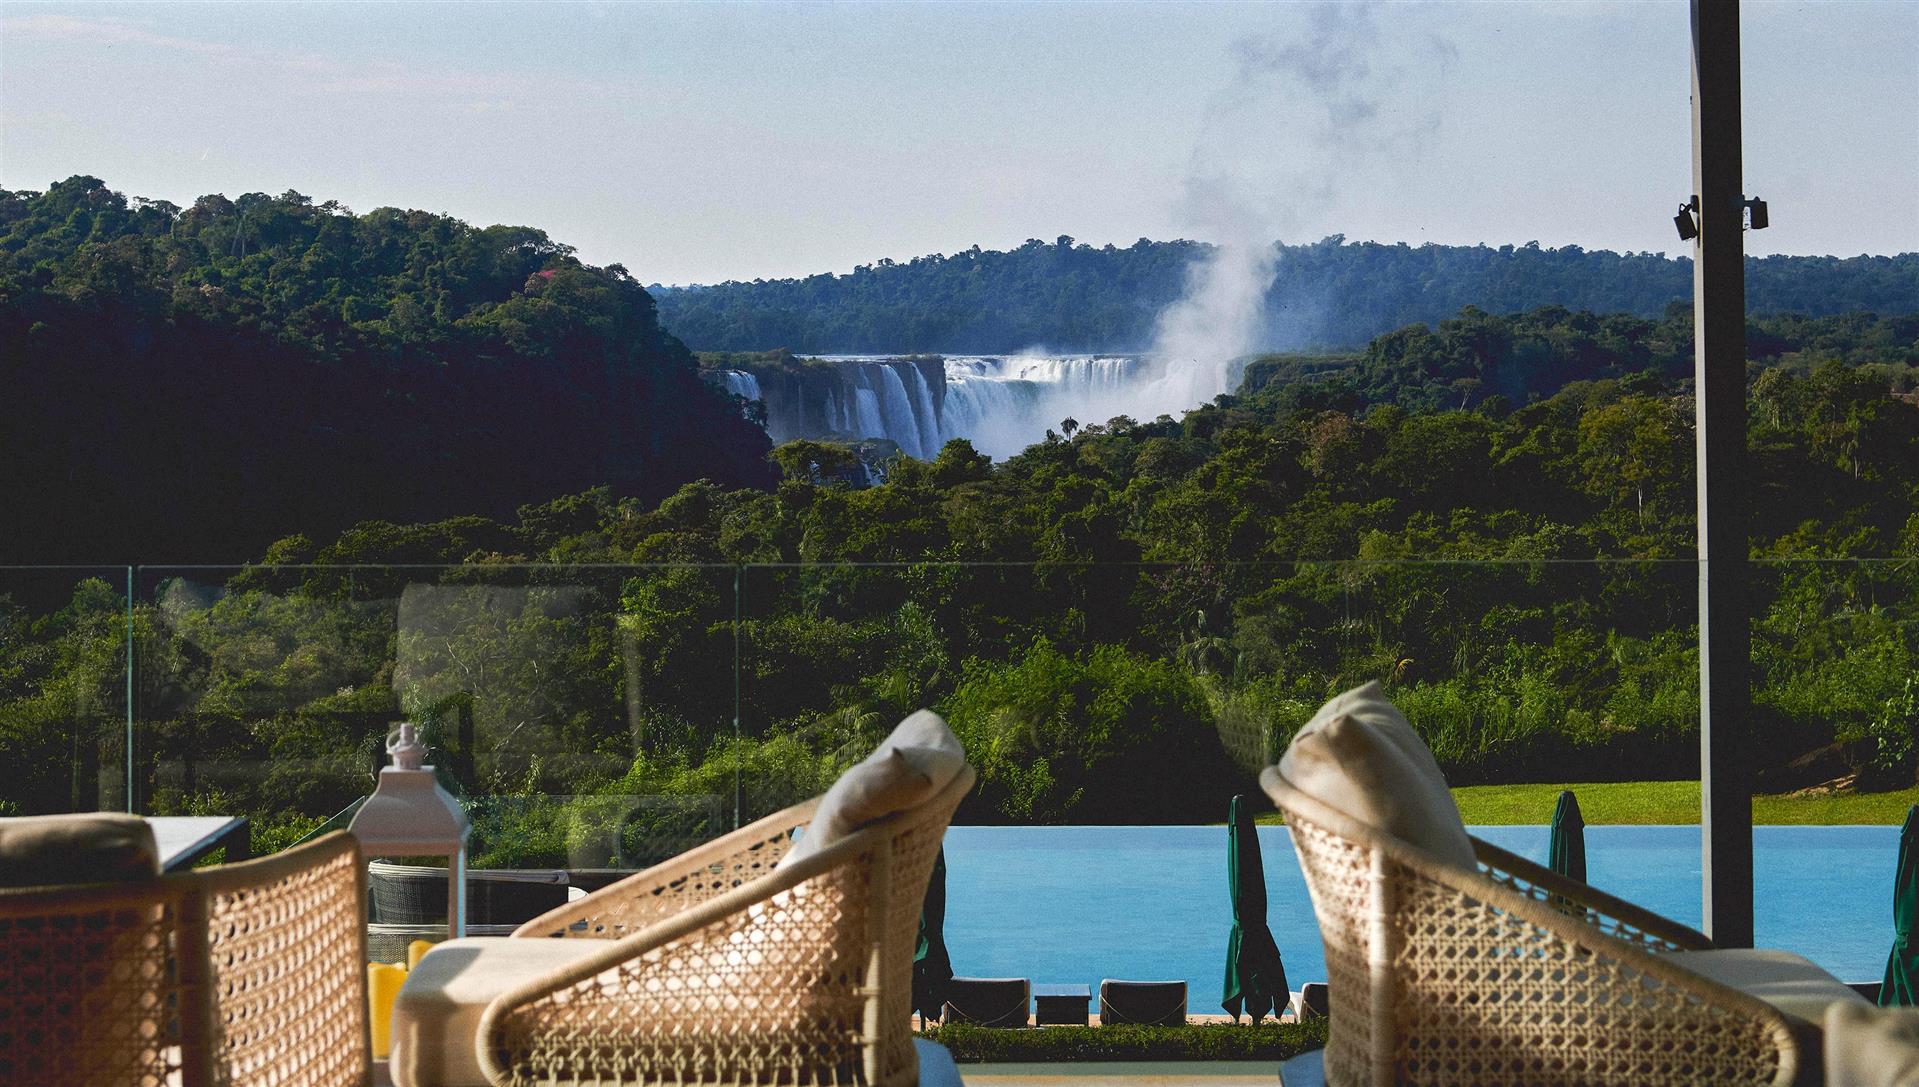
[653,234,1919,353]
[0,176,773,562]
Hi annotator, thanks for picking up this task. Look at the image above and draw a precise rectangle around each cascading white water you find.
[850,370,886,445]
[721,370,762,401]
[905,367,944,460]
[874,365,928,459]
[720,352,1232,463]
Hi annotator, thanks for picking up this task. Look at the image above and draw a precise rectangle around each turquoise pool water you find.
[940,825,1893,1008]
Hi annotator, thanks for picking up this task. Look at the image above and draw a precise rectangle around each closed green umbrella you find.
[1223,794,1289,1022]
[1549,789,1587,884]
[1880,805,1919,1006]
[913,847,953,1021]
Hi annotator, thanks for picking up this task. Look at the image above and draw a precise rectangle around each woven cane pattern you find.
[495,865,872,1085]
[487,768,971,1087]
[1288,816,1381,1082]
[1474,840,1712,954]
[1266,771,1799,1087]
[517,805,811,942]
[195,833,369,1087]
[1390,863,1786,1086]
[0,883,183,1087]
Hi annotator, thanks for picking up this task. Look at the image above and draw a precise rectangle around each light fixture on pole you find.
[1744,196,1768,231]
[349,723,471,938]
[1674,197,1700,242]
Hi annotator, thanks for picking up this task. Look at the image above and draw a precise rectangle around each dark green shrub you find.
[918,1020,1329,1063]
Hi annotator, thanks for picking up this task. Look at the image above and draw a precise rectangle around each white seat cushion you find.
[1277,681,1475,867]
[1825,1002,1919,1086]
[390,937,609,1087]
[780,709,965,867]
[1668,947,1869,1026]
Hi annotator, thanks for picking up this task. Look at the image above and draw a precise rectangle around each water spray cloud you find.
[1139,3,1457,416]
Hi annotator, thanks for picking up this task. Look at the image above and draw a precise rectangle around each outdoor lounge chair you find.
[941,977,1032,1027]
[370,861,569,926]
[1098,979,1186,1026]
[1263,681,1867,1087]
[0,817,370,1087]
[389,710,973,1087]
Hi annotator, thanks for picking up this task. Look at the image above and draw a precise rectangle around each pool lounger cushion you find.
[1099,979,1187,1026]
[942,977,1031,1028]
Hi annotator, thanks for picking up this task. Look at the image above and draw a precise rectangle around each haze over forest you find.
[655,236,1918,355]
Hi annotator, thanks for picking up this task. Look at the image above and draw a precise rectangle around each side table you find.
[1032,982,1091,1026]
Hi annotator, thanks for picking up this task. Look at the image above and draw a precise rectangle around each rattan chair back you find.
[1260,766,1802,1087]
[0,830,370,1087]
[479,765,975,1087]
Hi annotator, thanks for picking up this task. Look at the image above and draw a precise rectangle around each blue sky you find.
[2,1,1914,285]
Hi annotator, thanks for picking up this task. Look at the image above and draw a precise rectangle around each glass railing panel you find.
[1749,557,1915,985]
[132,564,739,871]
[0,566,132,815]
[739,558,1709,1001]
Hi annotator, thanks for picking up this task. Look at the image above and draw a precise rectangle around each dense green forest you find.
[3,305,1914,846]
[0,177,773,562]
[652,235,1919,353]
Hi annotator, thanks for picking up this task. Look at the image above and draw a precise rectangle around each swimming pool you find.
[939,824,1893,1010]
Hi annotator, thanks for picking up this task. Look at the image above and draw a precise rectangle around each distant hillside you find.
[653,236,1919,353]
[0,177,773,562]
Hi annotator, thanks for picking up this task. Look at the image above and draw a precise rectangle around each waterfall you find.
[850,369,886,445]
[722,352,1207,464]
[905,366,944,459]
[721,370,762,401]
[873,364,927,459]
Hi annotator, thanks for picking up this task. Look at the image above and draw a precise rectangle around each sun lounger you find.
[942,977,1032,1027]
[1098,979,1187,1026]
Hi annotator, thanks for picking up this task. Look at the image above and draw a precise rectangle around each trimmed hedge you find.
[918,1021,1329,1063]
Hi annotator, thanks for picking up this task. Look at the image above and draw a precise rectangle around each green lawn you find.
[1257,780,1918,825]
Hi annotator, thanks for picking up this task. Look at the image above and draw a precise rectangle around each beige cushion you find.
[1277,681,1475,867]
[390,937,610,1087]
[1669,947,1869,1026]
[0,812,159,887]
[1826,1002,1919,1086]
[779,709,964,868]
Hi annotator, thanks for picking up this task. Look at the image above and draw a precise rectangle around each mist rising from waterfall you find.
[1140,3,1456,415]
[714,7,1456,465]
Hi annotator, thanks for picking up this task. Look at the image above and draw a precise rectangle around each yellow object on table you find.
[407,939,437,971]
[367,961,407,1058]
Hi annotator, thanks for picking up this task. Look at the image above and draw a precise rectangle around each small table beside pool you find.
[1032,982,1091,1026]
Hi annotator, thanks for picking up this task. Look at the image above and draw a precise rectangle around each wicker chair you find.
[0,830,370,1087]
[389,764,973,1087]
[1262,766,1820,1087]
